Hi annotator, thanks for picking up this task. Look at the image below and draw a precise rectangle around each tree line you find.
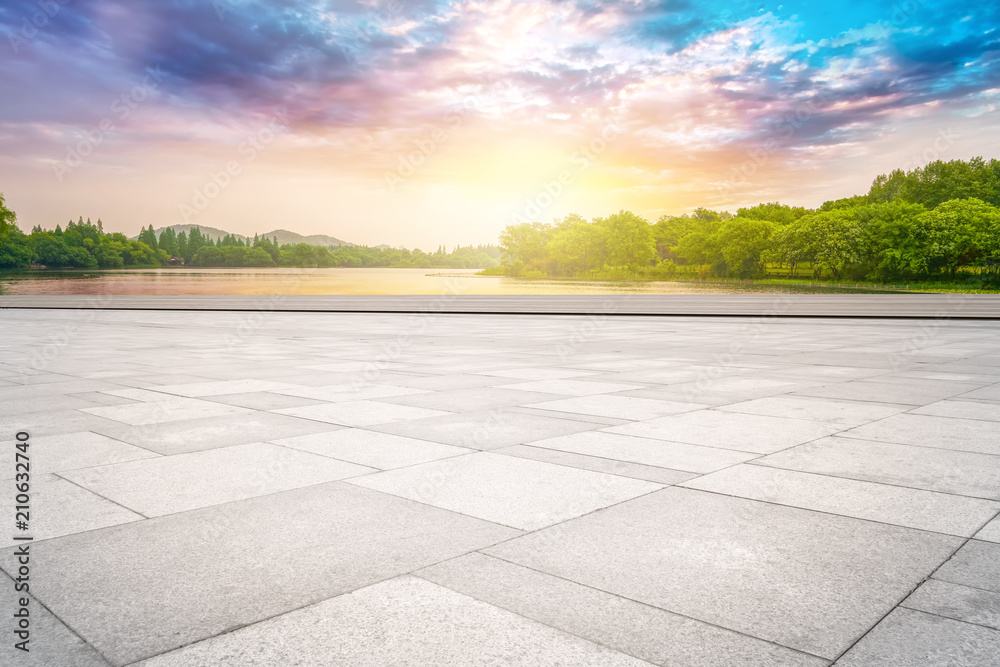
[0,203,500,270]
[498,157,1000,284]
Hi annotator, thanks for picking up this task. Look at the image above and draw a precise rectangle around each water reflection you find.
[0,267,894,295]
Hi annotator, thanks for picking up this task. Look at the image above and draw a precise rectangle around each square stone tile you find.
[273,383,426,402]
[275,400,452,427]
[349,451,661,530]
[0,474,142,547]
[717,396,906,427]
[529,431,757,473]
[417,553,825,667]
[933,540,1000,592]
[133,576,650,667]
[80,397,251,426]
[60,443,374,517]
[92,411,343,455]
[0,483,519,666]
[903,579,1000,631]
[496,379,644,396]
[371,409,600,449]
[271,429,472,469]
[957,383,1000,402]
[975,516,1000,543]
[200,391,326,410]
[912,400,1000,422]
[756,437,1000,499]
[494,445,699,485]
[4,395,101,415]
[835,608,1000,667]
[0,431,157,478]
[1,407,141,439]
[528,395,706,420]
[682,464,1000,536]
[606,410,842,454]
[794,380,981,406]
[0,573,111,667]
[486,486,961,659]
[839,414,1000,455]
[150,379,300,397]
[377,387,562,411]
[623,376,804,406]
[478,368,597,380]
[376,373,510,390]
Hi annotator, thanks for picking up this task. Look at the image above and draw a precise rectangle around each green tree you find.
[596,211,655,269]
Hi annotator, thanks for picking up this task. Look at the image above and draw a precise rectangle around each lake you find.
[0,267,895,295]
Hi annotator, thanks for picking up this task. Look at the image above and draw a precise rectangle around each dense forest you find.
[0,200,500,270]
[497,158,1000,285]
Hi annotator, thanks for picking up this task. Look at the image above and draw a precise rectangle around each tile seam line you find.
[894,604,1000,634]
[467,550,832,664]
[826,522,984,663]
[2,305,999,320]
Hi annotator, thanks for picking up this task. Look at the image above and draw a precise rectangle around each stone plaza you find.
[1,306,999,665]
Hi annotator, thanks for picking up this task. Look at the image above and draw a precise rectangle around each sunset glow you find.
[2,0,997,247]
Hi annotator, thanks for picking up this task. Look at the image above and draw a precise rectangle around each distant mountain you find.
[148,225,351,247]
[257,229,350,247]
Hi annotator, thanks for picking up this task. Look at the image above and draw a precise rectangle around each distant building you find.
[167,257,183,266]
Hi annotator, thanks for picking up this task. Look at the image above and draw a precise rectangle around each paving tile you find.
[0,431,157,478]
[377,387,562,411]
[682,464,1000,536]
[528,395,706,420]
[0,572,111,666]
[417,553,826,667]
[834,608,1000,667]
[486,486,961,659]
[275,400,452,427]
[621,376,804,406]
[958,383,1000,402]
[911,400,1000,422]
[61,443,374,517]
[933,540,1000,593]
[4,395,101,415]
[494,444,699,485]
[756,437,1000,499]
[0,474,142,547]
[376,373,511,390]
[134,576,651,667]
[200,391,327,410]
[0,482,520,666]
[975,516,1000,543]
[717,396,906,427]
[271,428,472,469]
[80,397,251,426]
[371,409,600,449]
[271,382,426,402]
[496,379,644,395]
[477,368,598,380]
[794,380,981,406]
[91,411,343,455]
[839,414,1000,455]
[349,451,660,530]
[528,430,757,473]
[149,379,301,397]
[606,410,842,454]
[903,579,1000,631]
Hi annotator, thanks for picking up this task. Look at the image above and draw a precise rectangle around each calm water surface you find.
[0,267,892,295]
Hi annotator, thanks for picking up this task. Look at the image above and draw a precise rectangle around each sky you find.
[1,0,997,248]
